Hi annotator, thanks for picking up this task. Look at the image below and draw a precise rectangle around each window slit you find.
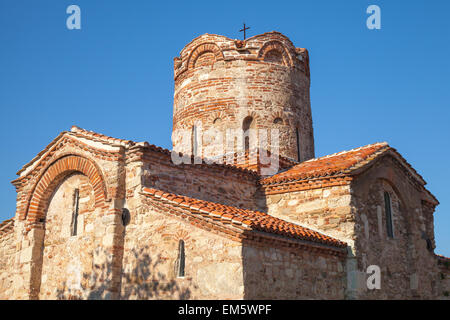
[176,240,185,277]
[71,188,80,236]
[384,192,394,238]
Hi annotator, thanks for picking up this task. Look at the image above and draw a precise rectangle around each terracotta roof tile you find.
[142,187,347,249]
[262,142,391,184]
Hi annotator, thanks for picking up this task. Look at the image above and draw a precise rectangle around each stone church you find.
[0,31,448,300]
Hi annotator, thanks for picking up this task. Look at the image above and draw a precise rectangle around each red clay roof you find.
[260,143,439,205]
[262,142,391,184]
[142,187,346,249]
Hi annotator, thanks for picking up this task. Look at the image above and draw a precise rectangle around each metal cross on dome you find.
[239,23,250,40]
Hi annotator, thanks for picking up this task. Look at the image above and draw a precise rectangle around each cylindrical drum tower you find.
[172,31,314,162]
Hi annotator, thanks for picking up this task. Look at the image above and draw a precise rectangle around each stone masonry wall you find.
[0,220,15,299]
[437,257,450,299]
[242,243,346,299]
[38,174,98,299]
[265,184,355,245]
[120,198,245,299]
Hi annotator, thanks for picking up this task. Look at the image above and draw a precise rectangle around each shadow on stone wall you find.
[241,235,347,300]
[54,245,192,300]
[241,240,286,300]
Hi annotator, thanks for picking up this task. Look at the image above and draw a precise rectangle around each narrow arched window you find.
[70,188,80,236]
[176,240,185,277]
[296,128,301,162]
[242,116,253,152]
[384,192,394,238]
[191,126,198,157]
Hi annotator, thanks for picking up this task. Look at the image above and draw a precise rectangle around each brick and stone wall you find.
[141,147,261,211]
[262,154,441,299]
[172,32,314,162]
[120,198,245,299]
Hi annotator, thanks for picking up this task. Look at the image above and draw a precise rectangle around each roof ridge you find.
[342,144,391,173]
[303,142,389,164]
[70,125,135,147]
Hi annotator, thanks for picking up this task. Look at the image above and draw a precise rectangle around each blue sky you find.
[0,1,448,256]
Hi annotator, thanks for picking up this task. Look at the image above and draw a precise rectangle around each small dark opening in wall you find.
[121,208,130,226]
[426,238,433,252]
[71,188,80,236]
[176,240,185,278]
[384,192,394,238]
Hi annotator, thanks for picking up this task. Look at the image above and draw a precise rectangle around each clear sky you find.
[0,1,448,256]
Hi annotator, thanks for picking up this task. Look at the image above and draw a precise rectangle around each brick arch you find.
[207,110,233,125]
[187,43,224,69]
[376,177,416,246]
[258,41,293,67]
[241,111,260,127]
[25,155,108,223]
[176,117,204,131]
[377,177,408,212]
[269,111,289,126]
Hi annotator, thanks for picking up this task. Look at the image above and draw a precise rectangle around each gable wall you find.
[7,138,127,299]
[350,156,440,299]
[241,242,346,299]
